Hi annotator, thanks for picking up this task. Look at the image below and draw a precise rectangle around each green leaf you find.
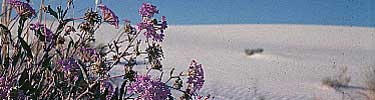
[78,61,89,83]
[20,79,32,92]
[119,80,127,99]
[57,6,63,16]
[42,56,53,71]
[55,49,62,58]
[19,70,29,86]
[66,40,74,58]
[12,51,23,66]
[18,17,27,37]
[19,38,33,58]
[46,5,58,19]
[36,29,46,41]
[100,88,108,100]
[55,22,67,36]
[90,82,100,97]
[4,57,10,69]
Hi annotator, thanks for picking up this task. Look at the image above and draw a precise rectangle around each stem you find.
[159,72,164,81]
[1,0,7,25]
[121,31,141,56]
[5,1,11,26]
[38,0,45,23]
[165,77,173,83]
[76,81,99,99]
[99,74,125,81]
[146,68,152,74]
[76,89,89,99]
[166,85,187,94]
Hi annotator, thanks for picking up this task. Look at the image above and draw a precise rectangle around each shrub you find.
[0,0,209,99]
[321,67,351,88]
[365,66,375,99]
[365,67,375,90]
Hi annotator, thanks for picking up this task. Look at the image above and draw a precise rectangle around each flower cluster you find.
[100,80,114,100]
[83,9,101,25]
[8,0,36,18]
[58,58,80,73]
[136,2,168,42]
[137,21,165,42]
[30,22,55,44]
[139,2,159,18]
[127,75,171,100]
[79,9,101,33]
[186,60,205,94]
[98,4,119,29]
[146,43,164,70]
[0,76,11,99]
[80,47,100,64]
[81,47,97,56]
[0,1,208,99]
[160,16,168,33]
[29,22,42,30]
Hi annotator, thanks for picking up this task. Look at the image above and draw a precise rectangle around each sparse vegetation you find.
[245,48,264,56]
[365,66,375,99]
[321,67,351,88]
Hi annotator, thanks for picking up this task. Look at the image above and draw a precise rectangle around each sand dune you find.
[99,24,375,100]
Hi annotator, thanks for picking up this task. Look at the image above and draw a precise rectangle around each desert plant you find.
[321,67,351,88]
[365,66,375,99]
[321,67,351,100]
[321,66,375,100]
[0,0,209,99]
[365,67,375,90]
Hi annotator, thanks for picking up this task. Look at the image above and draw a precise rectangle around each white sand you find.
[98,24,375,100]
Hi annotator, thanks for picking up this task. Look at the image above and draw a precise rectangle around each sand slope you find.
[100,24,375,100]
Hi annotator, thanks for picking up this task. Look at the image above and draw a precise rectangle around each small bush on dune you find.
[322,66,375,99]
[366,67,375,90]
[321,67,351,88]
[0,0,209,99]
[365,66,375,99]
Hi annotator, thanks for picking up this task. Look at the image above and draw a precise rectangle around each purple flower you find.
[8,0,36,18]
[186,60,205,94]
[160,16,168,34]
[137,21,165,42]
[15,90,26,100]
[137,3,167,42]
[160,16,167,30]
[97,4,119,29]
[81,47,97,56]
[139,2,159,18]
[30,22,42,30]
[30,22,54,43]
[127,75,171,100]
[0,76,12,99]
[80,47,99,62]
[59,58,79,72]
[124,19,131,23]
[40,27,55,47]
[100,80,114,100]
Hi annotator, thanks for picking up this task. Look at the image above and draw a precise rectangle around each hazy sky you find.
[2,0,375,27]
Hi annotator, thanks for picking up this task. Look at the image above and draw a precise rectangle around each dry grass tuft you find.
[321,67,351,88]
[365,66,375,99]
